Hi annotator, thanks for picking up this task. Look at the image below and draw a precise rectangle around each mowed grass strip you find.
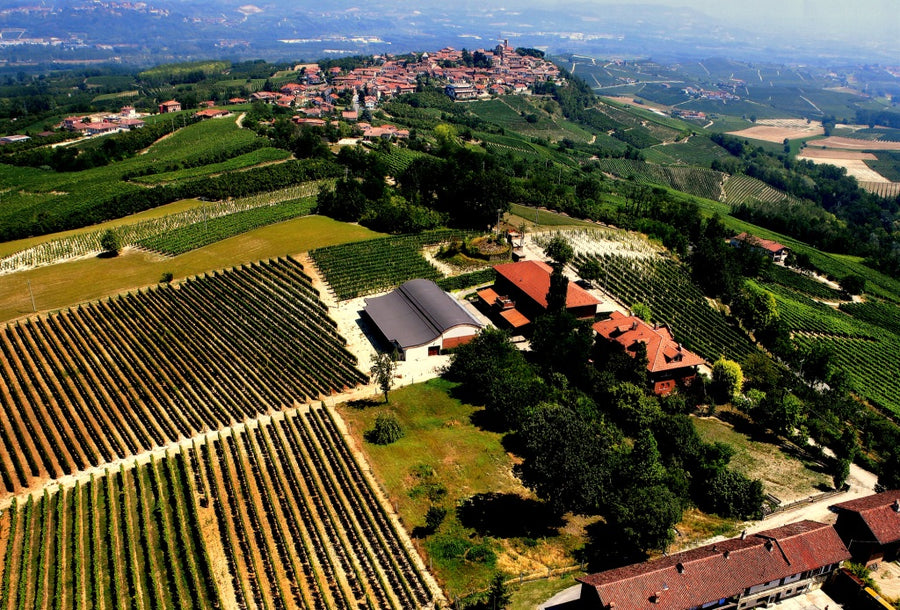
[0,215,380,323]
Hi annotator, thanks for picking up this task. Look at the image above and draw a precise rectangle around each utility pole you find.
[25,279,36,313]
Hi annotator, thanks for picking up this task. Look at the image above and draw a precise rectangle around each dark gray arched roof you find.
[363,279,482,349]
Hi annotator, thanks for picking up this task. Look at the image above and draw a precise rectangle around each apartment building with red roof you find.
[831,490,900,566]
[593,311,704,395]
[575,521,849,610]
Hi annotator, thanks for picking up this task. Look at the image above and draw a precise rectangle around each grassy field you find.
[0,215,379,322]
[336,379,587,601]
[693,415,830,503]
[509,574,584,609]
[509,203,596,228]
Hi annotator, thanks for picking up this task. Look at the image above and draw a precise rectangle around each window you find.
[428,346,440,356]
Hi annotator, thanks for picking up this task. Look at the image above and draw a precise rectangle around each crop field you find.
[0,406,436,609]
[758,280,900,415]
[722,174,794,205]
[594,159,725,201]
[840,300,900,335]
[468,98,593,143]
[758,265,843,301]
[641,136,733,167]
[310,230,472,300]
[727,123,823,143]
[0,258,366,497]
[0,182,328,274]
[0,115,278,240]
[136,196,317,256]
[575,252,757,362]
[807,137,900,151]
[859,181,900,198]
[132,147,291,184]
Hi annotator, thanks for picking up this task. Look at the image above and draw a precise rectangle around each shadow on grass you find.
[347,397,381,410]
[457,492,564,539]
[96,251,119,259]
[580,520,647,572]
[468,407,509,434]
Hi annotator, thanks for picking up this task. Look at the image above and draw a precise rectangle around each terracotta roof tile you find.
[832,490,900,545]
[593,311,705,373]
[493,261,600,311]
[578,521,849,610]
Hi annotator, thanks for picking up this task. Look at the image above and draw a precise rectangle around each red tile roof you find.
[578,521,849,610]
[593,311,704,373]
[731,232,788,254]
[832,490,900,545]
[493,260,601,311]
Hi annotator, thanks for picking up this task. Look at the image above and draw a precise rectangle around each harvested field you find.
[798,149,878,160]
[807,136,900,151]
[797,155,890,183]
[727,122,823,143]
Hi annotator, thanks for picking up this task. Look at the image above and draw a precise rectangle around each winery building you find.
[363,279,482,360]
[477,260,601,331]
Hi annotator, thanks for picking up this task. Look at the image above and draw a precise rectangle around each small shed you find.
[363,279,482,360]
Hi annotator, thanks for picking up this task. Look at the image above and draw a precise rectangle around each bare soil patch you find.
[798,149,878,160]
[798,156,890,183]
[727,123,824,143]
[807,136,900,151]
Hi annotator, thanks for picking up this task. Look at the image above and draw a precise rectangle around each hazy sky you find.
[566,0,898,43]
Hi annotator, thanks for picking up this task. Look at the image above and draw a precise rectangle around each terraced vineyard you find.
[762,282,878,339]
[0,257,366,497]
[0,406,439,609]
[723,174,795,205]
[594,159,725,201]
[310,230,471,300]
[840,300,900,336]
[576,253,757,362]
[758,265,844,301]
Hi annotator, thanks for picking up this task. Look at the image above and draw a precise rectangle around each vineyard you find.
[574,252,757,362]
[594,159,725,201]
[0,406,440,609]
[759,281,900,415]
[839,300,900,336]
[858,181,900,198]
[722,174,795,205]
[309,230,471,301]
[0,182,328,274]
[0,257,367,497]
[758,264,844,301]
[136,196,317,256]
[376,147,429,177]
[132,147,292,185]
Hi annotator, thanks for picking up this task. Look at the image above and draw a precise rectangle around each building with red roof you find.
[831,490,900,566]
[593,311,704,395]
[730,232,790,263]
[158,100,181,114]
[477,260,601,331]
[575,520,849,610]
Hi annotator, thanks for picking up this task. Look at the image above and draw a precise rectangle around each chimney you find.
[723,550,730,559]
[676,562,685,574]
[651,592,661,604]
[712,545,718,552]
[893,499,900,513]
[740,529,747,540]
[765,540,774,552]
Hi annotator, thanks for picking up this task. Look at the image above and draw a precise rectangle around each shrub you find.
[367,411,403,445]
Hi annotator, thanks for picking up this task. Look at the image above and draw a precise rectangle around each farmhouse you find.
[831,490,900,566]
[593,311,704,395]
[477,260,601,331]
[363,279,482,360]
[730,232,790,264]
[575,521,850,610]
[158,100,181,113]
[0,134,29,144]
